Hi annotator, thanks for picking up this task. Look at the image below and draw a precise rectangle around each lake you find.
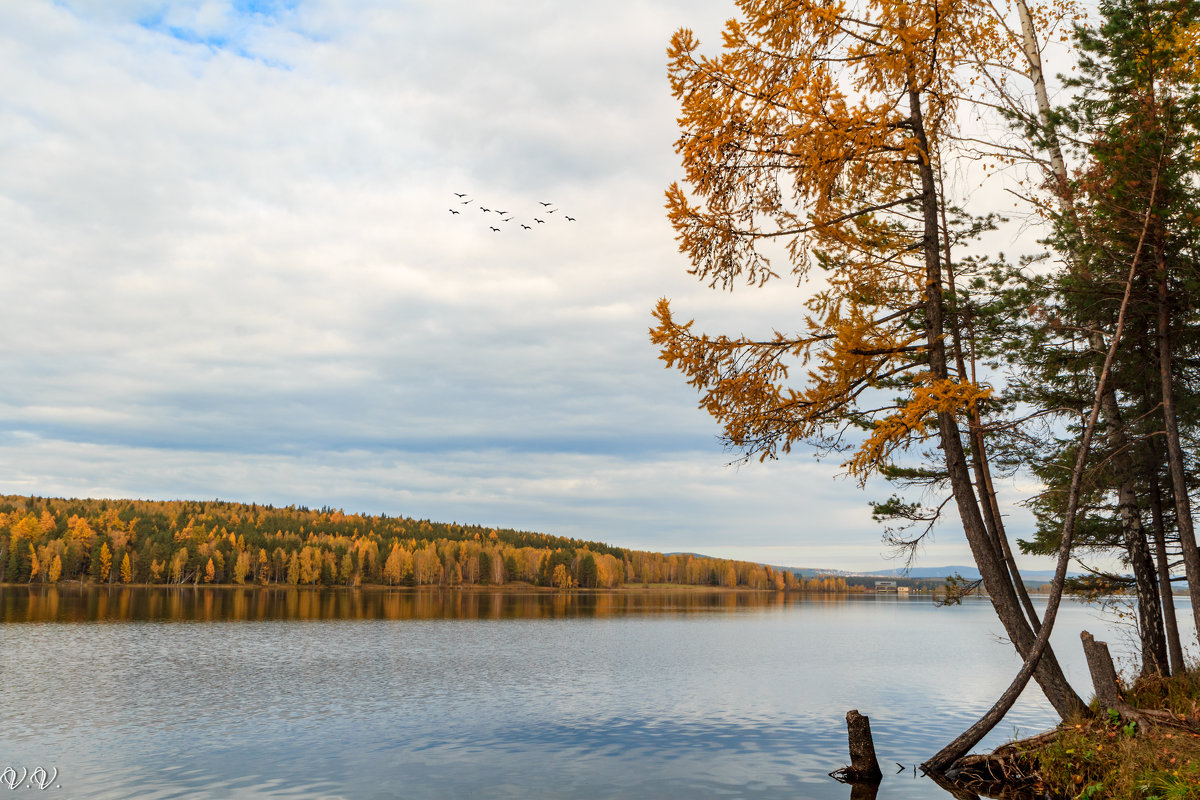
[1,586,1193,799]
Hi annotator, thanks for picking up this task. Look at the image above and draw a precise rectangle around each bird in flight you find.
[448,192,577,232]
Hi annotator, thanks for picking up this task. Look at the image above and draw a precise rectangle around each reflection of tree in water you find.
[3,584,858,623]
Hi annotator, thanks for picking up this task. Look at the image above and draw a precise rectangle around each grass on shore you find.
[1029,670,1200,799]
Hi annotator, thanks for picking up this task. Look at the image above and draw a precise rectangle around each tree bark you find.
[970,417,1042,630]
[1016,0,1071,206]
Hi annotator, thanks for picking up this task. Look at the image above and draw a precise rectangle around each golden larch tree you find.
[651,0,1085,720]
[99,542,112,583]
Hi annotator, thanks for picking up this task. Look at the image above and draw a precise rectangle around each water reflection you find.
[1,584,857,623]
[2,587,1138,800]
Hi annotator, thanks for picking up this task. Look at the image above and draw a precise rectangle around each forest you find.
[0,494,857,592]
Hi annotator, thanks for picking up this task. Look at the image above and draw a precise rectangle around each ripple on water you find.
[2,590,1189,800]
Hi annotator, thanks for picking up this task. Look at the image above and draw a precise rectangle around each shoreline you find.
[0,580,918,594]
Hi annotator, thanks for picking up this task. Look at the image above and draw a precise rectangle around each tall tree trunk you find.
[1091,368,1168,676]
[909,85,1085,720]
[1145,444,1185,674]
[939,190,1043,631]
[1156,249,1200,649]
[971,419,1042,629]
[1015,0,1072,212]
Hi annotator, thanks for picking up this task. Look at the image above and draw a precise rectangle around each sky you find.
[0,0,1083,573]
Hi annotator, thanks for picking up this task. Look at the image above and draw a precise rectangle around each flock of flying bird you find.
[449,192,576,232]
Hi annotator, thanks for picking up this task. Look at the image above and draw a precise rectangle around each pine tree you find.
[1011,0,1200,670]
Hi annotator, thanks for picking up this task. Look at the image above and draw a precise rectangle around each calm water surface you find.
[1,586,1193,799]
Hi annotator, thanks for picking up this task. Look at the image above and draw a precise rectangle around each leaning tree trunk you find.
[943,210,1042,634]
[908,84,1085,721]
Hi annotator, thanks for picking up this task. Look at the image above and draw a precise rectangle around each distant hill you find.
[595,556,1079,584]
[867,566,1083,582]
[869,565,983,579]
[670,556,970,580]
[679,559,1081,584]
[2,498,828,590]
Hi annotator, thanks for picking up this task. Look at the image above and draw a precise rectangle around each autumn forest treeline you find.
[0,495,853,592]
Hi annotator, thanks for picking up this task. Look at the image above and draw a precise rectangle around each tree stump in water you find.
[830,709,883,785]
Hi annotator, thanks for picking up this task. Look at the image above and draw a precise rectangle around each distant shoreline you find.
[0,580,815,592]
[11,582,1187,599]
[0,580,934,594]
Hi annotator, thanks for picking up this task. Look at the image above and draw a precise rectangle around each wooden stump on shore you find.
[1081,630,1123,711]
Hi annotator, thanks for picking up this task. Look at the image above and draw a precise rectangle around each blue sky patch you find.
[233,0,300,19]
[133,2,298,67]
